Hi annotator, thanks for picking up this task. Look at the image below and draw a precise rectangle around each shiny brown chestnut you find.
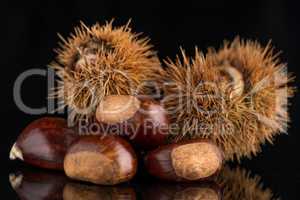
[63,183,136,200]
[64,135,137,185]
[144,139,224,182]
[95,95,169,150]
[9,117,79,170]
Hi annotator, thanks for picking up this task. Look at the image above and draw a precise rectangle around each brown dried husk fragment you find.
[163,38,294,161]
[50,20,164,124]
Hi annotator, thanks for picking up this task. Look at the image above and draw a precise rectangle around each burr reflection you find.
[216,166,279,200]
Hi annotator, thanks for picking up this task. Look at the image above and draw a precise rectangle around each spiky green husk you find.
[51,20,163,124]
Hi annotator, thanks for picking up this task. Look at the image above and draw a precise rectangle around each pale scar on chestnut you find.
[96,95,141,124]
[63,135,137,185]
[64,151,120,185]
[171,142,223,180]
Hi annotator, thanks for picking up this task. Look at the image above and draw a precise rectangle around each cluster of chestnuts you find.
[10,109,223,185]
[10,20,294,186]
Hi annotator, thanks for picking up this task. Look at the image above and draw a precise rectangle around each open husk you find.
[162,38,294,161]
[51,20,164,124]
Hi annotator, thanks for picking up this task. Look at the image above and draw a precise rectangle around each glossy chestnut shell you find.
[144,139,224,182]
[10,117,79,170]
[64,135,138,185]
[95,95,169,150]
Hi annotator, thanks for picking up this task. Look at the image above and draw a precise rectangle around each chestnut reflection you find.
[9,169,68,200]
[9,169,136,200]
[9,166,279,200]
[140,182,222,200]
[63,183,136,200]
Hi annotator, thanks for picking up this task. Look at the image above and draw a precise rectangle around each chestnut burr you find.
[144,139,224,182]
[95,95,169,150]
[64,135,137,185]
[9,117,79,170]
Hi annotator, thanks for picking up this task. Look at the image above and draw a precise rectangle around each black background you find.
[2,0,300,199]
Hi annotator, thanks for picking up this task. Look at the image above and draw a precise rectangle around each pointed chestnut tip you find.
[9,173,23,190]
[9,143,23,161]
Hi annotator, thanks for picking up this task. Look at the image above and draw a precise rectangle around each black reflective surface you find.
[3,160,299,200]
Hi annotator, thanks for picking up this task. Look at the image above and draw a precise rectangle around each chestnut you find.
[64,135,137,185]
[95,95,169,150]
[144,139,224,182]
[9,117,79,170]
[63,183,136,200]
